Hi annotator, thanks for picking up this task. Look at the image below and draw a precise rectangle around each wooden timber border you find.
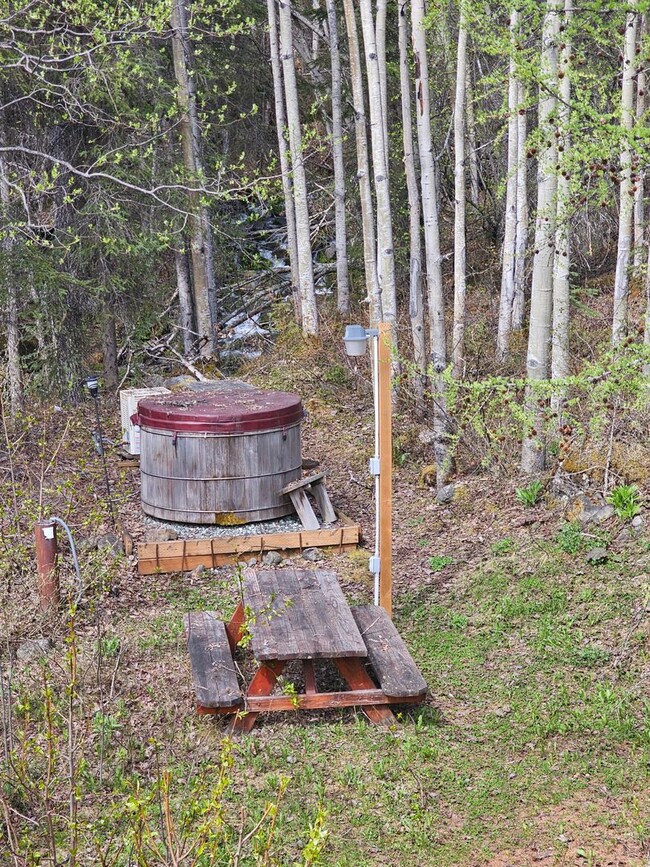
[136,512,361,575]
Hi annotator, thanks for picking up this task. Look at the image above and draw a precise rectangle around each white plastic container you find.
[119,388,170,454]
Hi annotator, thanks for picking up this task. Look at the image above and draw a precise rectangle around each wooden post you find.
[35,520,59,612]
[377,322,392,617]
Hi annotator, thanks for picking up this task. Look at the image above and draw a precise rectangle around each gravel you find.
[141,513,312,540]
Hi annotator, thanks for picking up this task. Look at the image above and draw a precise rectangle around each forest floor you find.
[3,318,650,866]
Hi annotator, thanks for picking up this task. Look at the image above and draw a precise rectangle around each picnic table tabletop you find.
[243,565,368,661]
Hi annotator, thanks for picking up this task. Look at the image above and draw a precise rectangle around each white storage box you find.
[119,388,170,454]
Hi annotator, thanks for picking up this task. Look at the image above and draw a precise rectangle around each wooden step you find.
[351,605,427,699]
[184,611,242,709]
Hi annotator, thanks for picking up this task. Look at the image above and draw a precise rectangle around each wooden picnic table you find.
[185,566,427,733]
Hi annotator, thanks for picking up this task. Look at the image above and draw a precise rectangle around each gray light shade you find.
[85,375,99,397]
[343,324,368,357]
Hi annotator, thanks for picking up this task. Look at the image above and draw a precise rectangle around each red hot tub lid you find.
[136,387,303,434]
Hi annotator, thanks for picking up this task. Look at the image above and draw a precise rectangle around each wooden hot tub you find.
[136,387,303,525]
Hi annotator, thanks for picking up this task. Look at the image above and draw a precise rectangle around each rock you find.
[551,468,584,499]
[190,565,205,581]
[436,484,455,505]
[586,547,608,565]
[263,551,283,567]
[96,533,123,555]
[302,547,324,563]
[567,494,607,524]
[591,505,615,524]
[418,429,436,446]
[247,558,258,567]
[16,638,53,662]
[632,515,644,529]
[146,528,178,542]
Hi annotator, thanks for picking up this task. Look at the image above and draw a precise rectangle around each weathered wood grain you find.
[351,605,427,699]
[243,566,367,661]
[184,612,241,708]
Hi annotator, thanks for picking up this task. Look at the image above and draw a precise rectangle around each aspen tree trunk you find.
[612,3,638,347]
[520,0,560,475]
[497,7,520,361]
[267,0,300,315]
[279,0,319,336]
[376,0,389,168]
[0,152,22,419]
[398,0,426,410]
[633,15,646,271]
[170,0,218,356]
[175,247,196,356]
[551,0,572,413]
[512,77,528,331]
[325,0,350,314]
[342,0,379,319]
[359,0,397,330]
[452,20,468,379]
[466,59,480,211]
[412,0,450,483]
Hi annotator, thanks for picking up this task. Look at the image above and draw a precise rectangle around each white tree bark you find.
[342,0,379,320]
[551,0,573,412]
[0,150,22,419]
[267,0,300,317]
[497,7,520,361]
[279,0,319,336]
[359,0,396,330]
[512,77,528,331]
[634,15,646,271]
[398,0,426,409]
[521,0,560,475]
[452,21,468,379]
[466,58,480,211]
[375,0,389,168]
[170,0,218,356]
[412,0,450,482]
[325,0,350,314]
[612,2,638,346]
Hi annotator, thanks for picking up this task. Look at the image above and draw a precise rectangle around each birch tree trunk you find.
[612,2,638,347]
[279,0,319,336]
[341,0,379,320]
[512,77,528,331]
[325,0,350,314]
[452,21,468,379]
[0,152,22,419]
[412,0,450,483]
[376,0,389,168]
[520,0,560,475]
[175,247,196,356]
[398,0,426,410]
[466,58,480,211]
[171,0,218,357]
[551,0,573,414]
[497,7,520,361]
[359,0,397,330]
[267,0,300,317]
[633,15,646,271]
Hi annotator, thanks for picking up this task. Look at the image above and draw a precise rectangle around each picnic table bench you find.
[185,566,427,732]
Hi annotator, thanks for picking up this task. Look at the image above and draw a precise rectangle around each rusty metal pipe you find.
[35,519,60,611]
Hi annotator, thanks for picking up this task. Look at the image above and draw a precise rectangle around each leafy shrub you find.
[556,521,584,554]
[515,480,543,507]
[428,555,453,572]
[606,484,642,521]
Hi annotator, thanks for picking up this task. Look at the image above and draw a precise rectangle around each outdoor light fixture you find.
[343,323,392,616]
[343,324,377,357]
[84,375,116,528]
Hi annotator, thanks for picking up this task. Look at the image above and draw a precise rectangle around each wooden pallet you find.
[137,512,360,575]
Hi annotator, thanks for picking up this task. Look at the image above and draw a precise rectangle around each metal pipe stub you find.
[35,519,60,612]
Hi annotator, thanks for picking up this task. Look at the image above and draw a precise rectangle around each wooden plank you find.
[310,481,337,523]
[280,472,324,494]
[351,605,427,699]
[288,489,320,530]
[228,660,285,734]
[335,657,395,723]
[225,602,245,652]
[197,690,425,715]
[137,543,359,575]
[184,612,241,708]
[244,567,367,661]
[378,322,393,618]
[137,519,360,574]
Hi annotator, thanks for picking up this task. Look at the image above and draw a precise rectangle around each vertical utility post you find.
[35,519,60,611]
[377,322,393,618]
